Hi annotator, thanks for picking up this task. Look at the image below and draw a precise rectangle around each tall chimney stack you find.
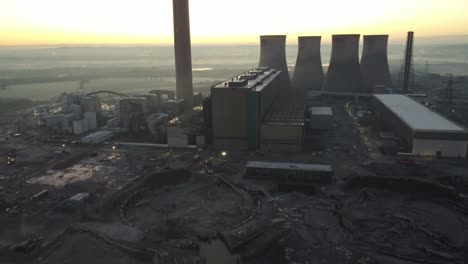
[173,0,194,108]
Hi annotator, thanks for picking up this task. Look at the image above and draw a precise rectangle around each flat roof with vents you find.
[374,94,465,132]
[213,67,281,91]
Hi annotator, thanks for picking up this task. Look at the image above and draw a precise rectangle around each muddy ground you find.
[1,99,468,263]
[1,152,468,264]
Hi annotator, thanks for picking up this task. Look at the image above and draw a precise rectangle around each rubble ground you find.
[1,100,468,263]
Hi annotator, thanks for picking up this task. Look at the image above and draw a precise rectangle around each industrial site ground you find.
[1,99,468,264]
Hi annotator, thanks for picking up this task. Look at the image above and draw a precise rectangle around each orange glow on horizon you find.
[0,0,467,46]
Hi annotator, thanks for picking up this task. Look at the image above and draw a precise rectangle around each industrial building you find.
[202,96,213,144]
[69,104,82,119]
[373,94,468,158]
[193,92,203,106]
[165,107,205,148]
[323,34,361,93]
[83,112,97,130]
[45,94,101,135]
[45,113,75,134]
[80,96,101,113]
[258,35,291,89]
[161,99,186,114]
[261,94,305,152]
[72,119,89,135]
[209,34,311,151]
[149,89,175,100]
[210,67,282,150]
[117,91,202,134]
[360,35,393,93]
[292,36,324,91]
[61,94,80,113]
[136,94,162,113]
[119,97,149,131]
[147,113,169,141]
[310,107,334,130]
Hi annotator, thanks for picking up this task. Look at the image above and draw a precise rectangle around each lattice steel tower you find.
[399,31,415,94]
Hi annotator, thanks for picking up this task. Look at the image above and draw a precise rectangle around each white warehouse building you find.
[373,94,468,158]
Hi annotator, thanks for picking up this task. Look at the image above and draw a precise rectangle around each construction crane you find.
[399,31,415,94]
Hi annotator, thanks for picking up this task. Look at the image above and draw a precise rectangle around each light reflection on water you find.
[199,239,241,264]
[193,68,214,71]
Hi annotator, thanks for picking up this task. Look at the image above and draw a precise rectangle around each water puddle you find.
[199,239,241,264]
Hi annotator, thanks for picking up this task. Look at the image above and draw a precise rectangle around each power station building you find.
[45,95,101,135]
[373,94,468,158]
[210,67,282,150]
[292,36,324,91]
[80,96,101,113]
[323,34,362,93]
[258,35,291,89]
[360,35,392,93]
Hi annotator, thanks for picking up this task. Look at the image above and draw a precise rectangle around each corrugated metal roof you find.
[265,95,305,123]
[246,161,333,172]
[81,131,114,140]
[69,192,90,202]
[310,107,333,115]
[374,94,465,132]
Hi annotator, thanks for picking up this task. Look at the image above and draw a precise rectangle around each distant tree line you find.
[0,98,36,113]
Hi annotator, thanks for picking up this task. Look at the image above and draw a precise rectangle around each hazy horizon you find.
[1,34,468,48]
[1,43,467,101]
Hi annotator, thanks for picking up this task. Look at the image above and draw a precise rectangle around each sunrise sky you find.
[0,0,467,46]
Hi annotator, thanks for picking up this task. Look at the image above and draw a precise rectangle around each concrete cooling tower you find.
[323,34,361,93]
[292,36,324,91]
[360,35,392,93]
[258,35,291,88]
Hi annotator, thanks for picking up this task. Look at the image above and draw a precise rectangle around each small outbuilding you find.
[310,107,334,130]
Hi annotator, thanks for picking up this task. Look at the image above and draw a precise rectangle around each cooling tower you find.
[292,36,324,91]
[360,35,392,93]
[323,34,361,93]
[173,0,194,108]
[258,35,291,88]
